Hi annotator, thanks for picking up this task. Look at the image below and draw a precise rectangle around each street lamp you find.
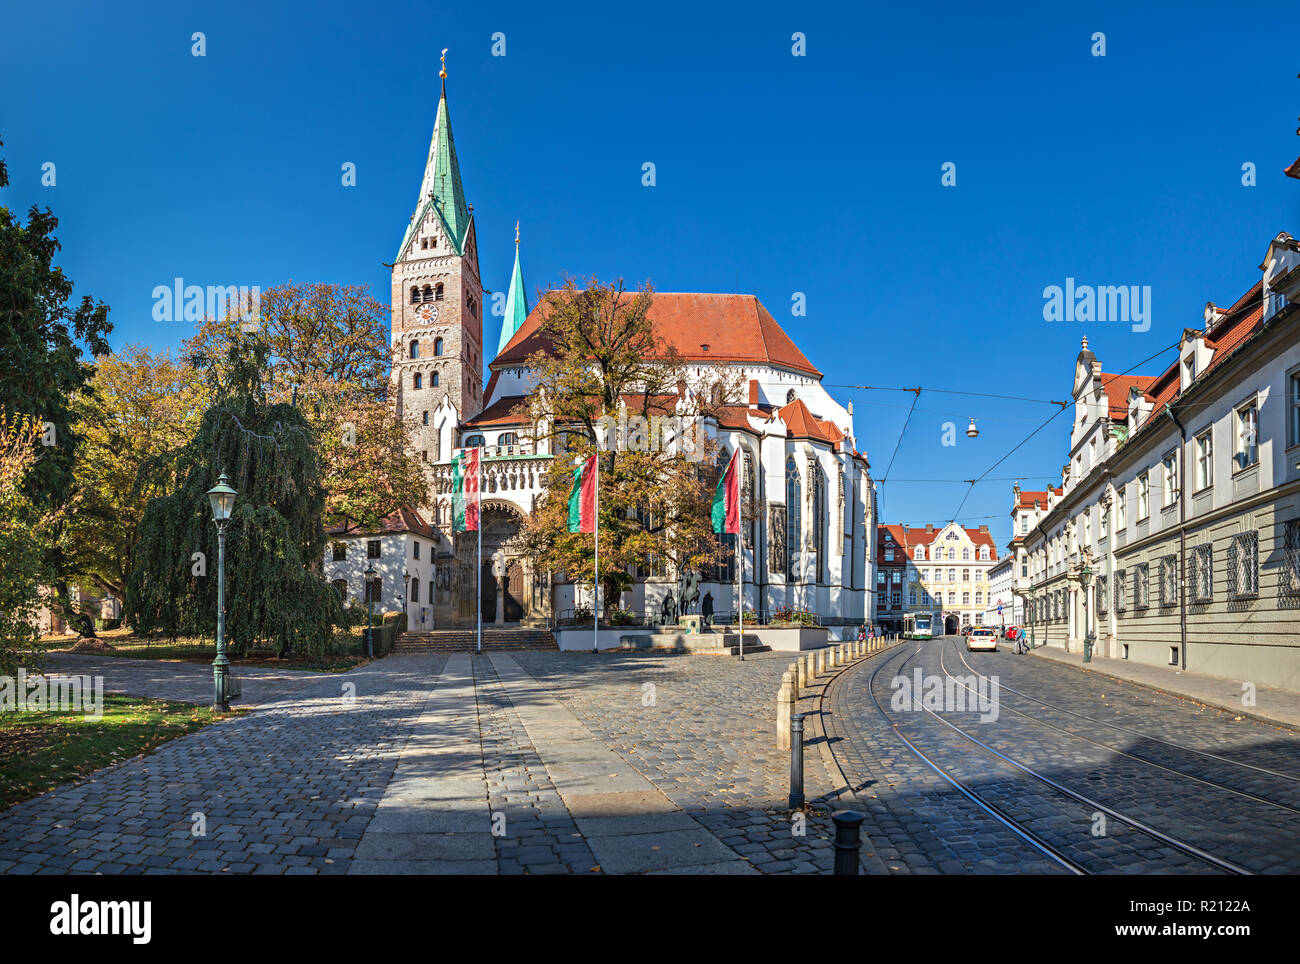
[1080,563,1094,663]
[364,561,377,658]
[205,472,237,712]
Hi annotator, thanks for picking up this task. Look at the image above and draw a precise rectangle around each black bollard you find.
[789,713,806,810]
[832,810,866,875]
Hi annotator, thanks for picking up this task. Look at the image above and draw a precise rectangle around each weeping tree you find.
[124,336,342,656]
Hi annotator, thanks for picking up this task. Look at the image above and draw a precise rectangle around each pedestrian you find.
[857,625,866,642]
[1015,627,1028,655]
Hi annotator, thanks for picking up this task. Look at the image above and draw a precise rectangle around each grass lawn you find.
[0,694,226,811]
[37,626,369,672]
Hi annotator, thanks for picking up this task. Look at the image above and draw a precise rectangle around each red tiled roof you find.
[771,397,845,445]
[1100,374,1157,420]
[327,507,437,539]
[491,292,822,378]
[464,395,529,427]
[877,523,997,558]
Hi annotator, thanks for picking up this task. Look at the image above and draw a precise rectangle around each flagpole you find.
[738,453,745,661]
[593,449,600,653]
[476,446,482,655]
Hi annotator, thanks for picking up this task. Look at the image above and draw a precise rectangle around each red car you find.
[1004,626,1022,641]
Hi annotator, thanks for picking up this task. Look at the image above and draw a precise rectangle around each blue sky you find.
[3,0,1297,549]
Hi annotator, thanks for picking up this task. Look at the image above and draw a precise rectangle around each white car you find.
[966,627,998,652]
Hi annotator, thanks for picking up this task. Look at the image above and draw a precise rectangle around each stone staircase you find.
[393,628,559,654]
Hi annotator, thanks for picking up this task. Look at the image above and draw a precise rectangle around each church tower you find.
[391,52,484,462]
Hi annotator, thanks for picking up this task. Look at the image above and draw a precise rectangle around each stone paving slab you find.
[348,655,495,875]
[1031,645,1300,728]
[489,653,751,874]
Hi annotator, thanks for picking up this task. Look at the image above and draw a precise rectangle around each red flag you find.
[712,449,739,534]
[568,454,597,533]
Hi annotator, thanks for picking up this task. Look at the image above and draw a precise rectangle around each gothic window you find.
[785,456,801,580]
[434,338,444,356]
[814,462,827,582]
[410,340,419,359]
[413,373,422,390]
[331,579,348,601]
[435,283,445,301]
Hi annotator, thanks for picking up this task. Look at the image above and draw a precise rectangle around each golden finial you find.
[515,221,520,245]
[439,48,447,79]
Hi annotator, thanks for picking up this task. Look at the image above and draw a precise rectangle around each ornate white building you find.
[351,72,876,630]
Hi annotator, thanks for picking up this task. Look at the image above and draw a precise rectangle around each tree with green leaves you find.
[183,282,428,529]
[0,134,113,638]
[0,411,50,675]
[63,345,207,602]
[124,336,343,657]
[521,278,740,611]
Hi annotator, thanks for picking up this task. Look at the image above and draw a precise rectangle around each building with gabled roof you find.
[381,68,874,635]
[1012,231,1300,689]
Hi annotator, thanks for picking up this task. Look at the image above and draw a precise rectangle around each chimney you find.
[979,525,988,532]
[925,524,934,533]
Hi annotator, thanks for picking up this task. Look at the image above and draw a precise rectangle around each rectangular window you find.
[1161,454,1177,508]
[332,542,346,562]
[1117,492,1127,530]
[948,568,955,582]
[1137,474,1150,520]
[909,589,917,606]
[1235,402,1259,470]
[962,569,970,582]
[1158,554,1177,607]
[367,540,381,559]
[1115,569,1128,612]
[410,580,419,603]
[1284,521,1300,596]
[1290,373,1300,448]
[1194,430,1213,491]
[1135,562,1150,609]
[413,541,420,560]
[1097,574,1108,615]
[1228,531,1259,598]
[884,548,894,561]
[1191,544,1213,602]
[422,411,429,426]
[365,577,382,604]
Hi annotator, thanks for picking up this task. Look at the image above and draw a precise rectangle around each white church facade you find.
[329,68,876,632]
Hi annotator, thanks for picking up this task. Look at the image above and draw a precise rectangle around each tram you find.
[902,612,940,639]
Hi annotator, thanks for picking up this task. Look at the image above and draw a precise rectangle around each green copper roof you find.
[497,238,528,356]
[397,86,470,260]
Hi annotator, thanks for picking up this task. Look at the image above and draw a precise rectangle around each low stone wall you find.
[746,626,829,652]
[553,625,655,651]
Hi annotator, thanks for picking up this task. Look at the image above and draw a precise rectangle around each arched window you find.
[410,287,419,304]
[431,372,439,387]
[421,284,433,303]
[916,546,925,561]
[980,547,989,560]
[463,434,485,448]
[409,340,419,359]
[498,432,518,447]
[435,283,445,301]
[814,462,826,583]
[468,295,477,318]
[963,548,971,560]
[434,338,444,356]
[785,456,801,581]
[413,373,422,390]
[786,389,797,403]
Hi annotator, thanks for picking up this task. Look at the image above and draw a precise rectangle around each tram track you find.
[855,639,1252,875]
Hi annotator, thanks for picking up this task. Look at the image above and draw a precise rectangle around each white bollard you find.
[777,675,795,749]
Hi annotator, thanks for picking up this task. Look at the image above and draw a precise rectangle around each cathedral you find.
[331,67,876,635]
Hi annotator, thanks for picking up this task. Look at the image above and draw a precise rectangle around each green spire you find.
[397,66,471,260]
[497,224,528,356]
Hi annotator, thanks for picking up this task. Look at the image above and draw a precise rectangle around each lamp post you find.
[1080,563,1094,663]
[205,472,237,712]
[364,561,377,658]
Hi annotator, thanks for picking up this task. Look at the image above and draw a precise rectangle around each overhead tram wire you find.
[875,389,921,520]
[825,383,1069,409]
[948,338,1186,523]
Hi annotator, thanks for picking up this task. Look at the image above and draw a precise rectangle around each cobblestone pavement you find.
[35,652,343,706]
[0,656,443,875]
[511,650,841,874]
[825,637,1300,874]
